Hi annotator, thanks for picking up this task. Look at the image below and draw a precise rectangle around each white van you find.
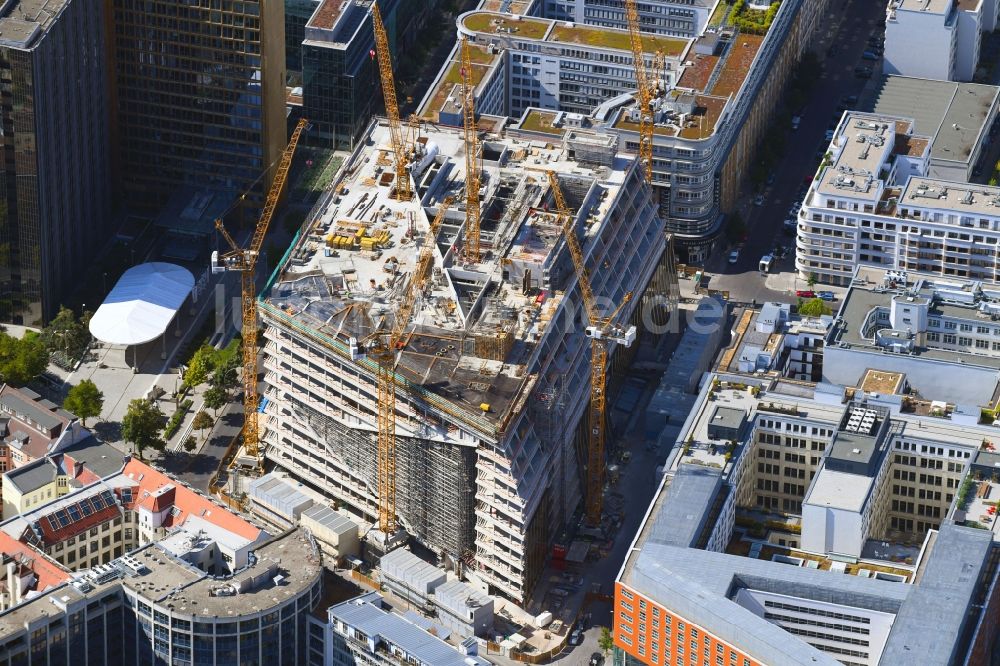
[759,254,775,273]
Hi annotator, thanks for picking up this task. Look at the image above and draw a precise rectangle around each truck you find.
[759,254,775,273]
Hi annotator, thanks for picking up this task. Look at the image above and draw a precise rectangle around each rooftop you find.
[894,0,953,13]
[0,0,69,49]
[899,177,1000,217]
[329,592,491,666]
[804,467,875,512]
[816,113,916,202]
[120,528,322,618]
[460,11,689,56]
[868,76,999,165]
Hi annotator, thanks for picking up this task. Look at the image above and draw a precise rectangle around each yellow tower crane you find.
[624,0,654,182]
[366,197,454,534]
[546,171,636,527]
[460,38,482,264]
[213,118,309,469]
[372,1,412,202]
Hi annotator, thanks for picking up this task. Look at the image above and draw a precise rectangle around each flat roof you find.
[881,523,993,664]
[895,0,952,13]
[121,529,321,617]
[647,465,722,549]
[623,543,908,666]
[460,11,689,56]
[0,0,70,49]
[899,177,1000,217]
[709,405,746,431]
[859,368,906,394]
[817,113,910,202]
[89,263,194,346]
[868,76,999,165]
[329,593,490,665]
[804,467,875,512]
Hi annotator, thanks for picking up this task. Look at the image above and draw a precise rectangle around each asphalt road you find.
[158,401,243,493]
[704,0,888,303]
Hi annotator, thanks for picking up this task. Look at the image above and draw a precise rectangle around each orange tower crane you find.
[624,0,654,182]
[460,38,482,264]
[547,171,636,527]
[366,197,454,534]
[213,118,308,469]
[372,1,412,202]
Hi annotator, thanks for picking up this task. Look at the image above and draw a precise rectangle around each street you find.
[705,0,887,304]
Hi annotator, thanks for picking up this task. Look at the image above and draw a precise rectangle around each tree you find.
[806,272,817,287]
[799,297,832,317]
[203,385,228,416]
[183,436,197,453]
[209,362,239,396]
[121,398,165,458]
[598,627,614,656]
[183,344,218,388]
[40,306,91,361]
[0,332,49,385]
[192,410,214,443]
[64,379,103,426]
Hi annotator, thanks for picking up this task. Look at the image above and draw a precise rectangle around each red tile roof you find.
[0,530,69,590]
[121,460,262,542]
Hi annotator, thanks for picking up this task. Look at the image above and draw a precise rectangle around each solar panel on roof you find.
[68,506,81,521]
[45,516,57,531]
[58,515,68,528]
[80,502,93,517]
[91,495,104,510]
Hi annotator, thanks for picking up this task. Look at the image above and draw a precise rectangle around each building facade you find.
[258,119,672,603]
[542,0,715,38]
[0,0,113,325]
[431,0,829,262]
[883,0,999,82]
[795,111,1000,287]
[108,0,287,213]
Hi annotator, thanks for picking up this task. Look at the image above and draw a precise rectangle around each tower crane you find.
[372,1,412,202]
[366,197,454,534]
[212,118,308,470]
[624,0,654,182]
[547,171,636,527]
[460,38,482,264]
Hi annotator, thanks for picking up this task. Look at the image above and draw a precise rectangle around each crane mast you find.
[371,198,454,534]
[214,118,308,469]
[547,172,635,527]
[624,0,654,182]
[461,38,482,264]
[372,1,412,201]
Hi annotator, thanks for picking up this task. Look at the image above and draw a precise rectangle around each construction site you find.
[254,110,675,602]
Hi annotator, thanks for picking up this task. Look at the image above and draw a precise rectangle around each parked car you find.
[818,291,836,301]
[855,66,873,78]
[766,173,776,186]
[841,94,859,106]
[783,219,798,234]
[791,115,801,130]
[590,654,604,666]
[862,50,880,61]
[796,290,816,298]
[825,129,835,141]
[753,193,765,206]
[569,629,584,646]
[728,249,741,264]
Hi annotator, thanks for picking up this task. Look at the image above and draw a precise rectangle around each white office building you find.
[883,0,999,82]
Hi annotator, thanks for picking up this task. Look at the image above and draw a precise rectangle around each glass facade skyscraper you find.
[0,0,114,325]
[108,0,287,213]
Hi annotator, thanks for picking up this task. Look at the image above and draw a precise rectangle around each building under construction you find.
[257,116,675,603]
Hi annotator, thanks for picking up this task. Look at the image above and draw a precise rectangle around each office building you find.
[258,117,673,603]
[300,0,444,149]
[0,453,324,665]
[794,109,1000,287]
[612,293,1000,664]
[287,0,321,72]
[0,0,113,325]
[864,75,999,183]
[883,0,999,82]
[108,0,287,217]
[542,0,716,38]
[422,0,828,261]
